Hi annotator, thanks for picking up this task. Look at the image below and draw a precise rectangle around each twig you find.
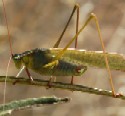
[0,96,70,115]
[0,76,124,100]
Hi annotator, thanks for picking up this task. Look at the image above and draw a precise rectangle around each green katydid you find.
[2,1,125,97]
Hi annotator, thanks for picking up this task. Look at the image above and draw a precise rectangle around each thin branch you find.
[0,96,70,115]
[0,76,124,100]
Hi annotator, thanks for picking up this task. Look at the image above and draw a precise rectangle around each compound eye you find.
[13,54,21,60]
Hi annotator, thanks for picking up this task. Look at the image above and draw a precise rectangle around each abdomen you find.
[32,58,87,76]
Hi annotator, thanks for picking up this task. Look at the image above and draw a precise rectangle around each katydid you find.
[2,1,124,97]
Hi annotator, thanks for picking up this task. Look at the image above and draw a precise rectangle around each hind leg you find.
[45,12,116,96]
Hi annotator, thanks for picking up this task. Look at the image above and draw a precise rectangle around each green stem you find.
[0,96,70,115]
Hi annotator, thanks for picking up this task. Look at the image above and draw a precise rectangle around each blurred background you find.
[1,0,125,115]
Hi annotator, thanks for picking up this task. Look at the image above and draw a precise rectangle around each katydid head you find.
[12,53,31,69]
[12,54,23,69]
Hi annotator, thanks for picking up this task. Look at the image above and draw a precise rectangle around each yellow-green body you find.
[12,48,87,76]
[12,48,125,77]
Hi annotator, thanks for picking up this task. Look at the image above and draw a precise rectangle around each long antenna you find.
[3,56,11,111]
[2,0,13,56]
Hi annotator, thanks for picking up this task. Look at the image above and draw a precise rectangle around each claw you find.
[113,93,123,98]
